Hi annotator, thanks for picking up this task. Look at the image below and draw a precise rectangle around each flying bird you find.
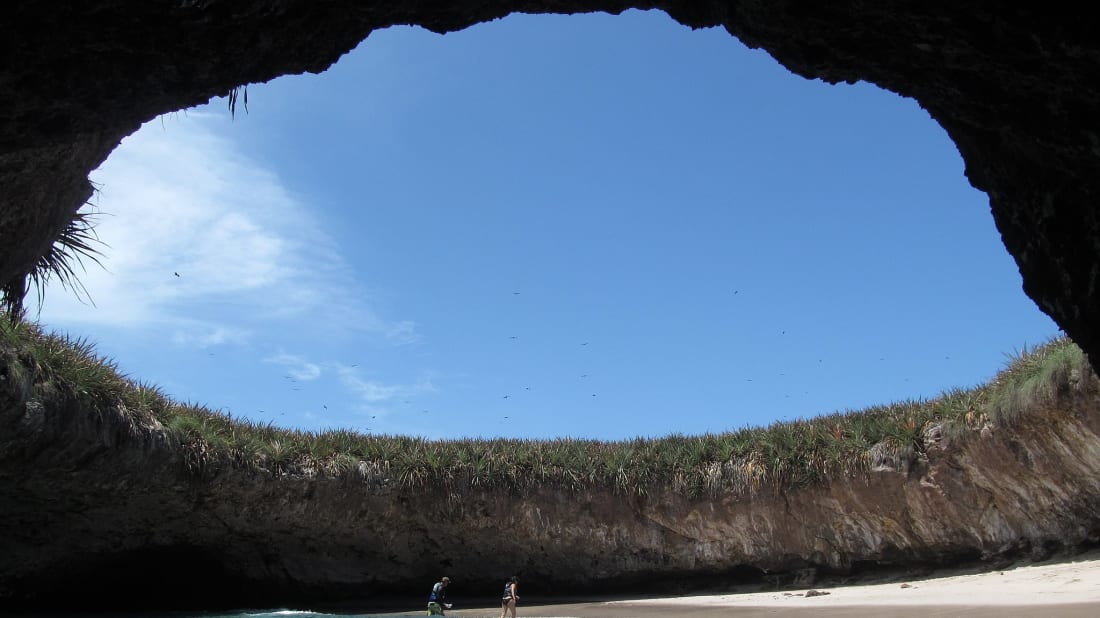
[173,272,180,277]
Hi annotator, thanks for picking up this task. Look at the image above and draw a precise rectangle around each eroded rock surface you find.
[3,342,1100,609]
[4,3,1100,609]
[2,2,1100,368]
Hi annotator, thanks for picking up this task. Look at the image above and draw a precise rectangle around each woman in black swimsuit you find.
[500,575,519,618]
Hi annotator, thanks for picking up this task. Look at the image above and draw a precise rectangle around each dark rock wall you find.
[2,2,1100,366]
[4,342,1100,608]
[5,3,1100,607]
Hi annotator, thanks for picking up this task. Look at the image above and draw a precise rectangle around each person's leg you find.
[499,600,507,618]
[508,598,517,618]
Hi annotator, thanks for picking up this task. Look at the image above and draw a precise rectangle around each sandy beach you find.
[423,552,1100,617]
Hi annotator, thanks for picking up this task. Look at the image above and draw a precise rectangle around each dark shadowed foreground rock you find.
[3,341,1100,610]
[2,2,1100,372]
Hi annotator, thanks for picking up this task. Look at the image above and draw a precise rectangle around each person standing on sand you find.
[500,575,519,618]
[427,576,451,615]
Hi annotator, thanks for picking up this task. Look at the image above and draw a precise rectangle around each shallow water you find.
[10,610,412,618]
[196,611,408,618]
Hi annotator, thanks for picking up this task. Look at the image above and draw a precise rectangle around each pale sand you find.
[424,553,1100,617]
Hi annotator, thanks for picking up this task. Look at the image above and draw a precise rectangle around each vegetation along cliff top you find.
[1,313,1092,498]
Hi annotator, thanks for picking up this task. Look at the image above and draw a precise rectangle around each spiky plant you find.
[2,206,105,324]
[0,314,1090,496]
[228,85,249,118]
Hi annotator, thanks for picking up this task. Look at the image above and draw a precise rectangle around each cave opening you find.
[3,4,1100,613]
[36,10,1057,441]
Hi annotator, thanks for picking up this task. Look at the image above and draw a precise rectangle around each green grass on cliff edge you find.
[1,314,1093,497]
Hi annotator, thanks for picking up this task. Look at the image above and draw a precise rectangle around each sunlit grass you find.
[2,314,1090,497]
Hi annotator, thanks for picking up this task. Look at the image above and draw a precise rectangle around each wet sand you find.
[399,552,1100,618]
[447,601,1099,617]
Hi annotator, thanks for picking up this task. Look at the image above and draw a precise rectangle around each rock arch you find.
[2,2,1098,365]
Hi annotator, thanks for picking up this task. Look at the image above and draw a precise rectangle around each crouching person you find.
[427,576,451,615]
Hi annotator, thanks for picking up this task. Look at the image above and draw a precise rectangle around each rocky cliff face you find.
[4,3,1100,609]
[2,2,1100,372]
[4,342,1100,609]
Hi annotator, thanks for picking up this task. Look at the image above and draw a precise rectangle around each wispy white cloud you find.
[170,325,250,349]
[385,320,422,345]
[336,365,436,417]
[37,111,420,349]
[265,352,323,381]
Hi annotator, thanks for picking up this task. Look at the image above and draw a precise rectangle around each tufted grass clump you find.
[1,319,131,413]
[983,339,1089,425]
[1,314,1091,497]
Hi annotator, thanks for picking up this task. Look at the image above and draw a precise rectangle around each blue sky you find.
[39,10,1058,441]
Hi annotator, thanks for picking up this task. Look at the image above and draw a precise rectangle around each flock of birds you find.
[173,269,955,435]
[232,286,608,432]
